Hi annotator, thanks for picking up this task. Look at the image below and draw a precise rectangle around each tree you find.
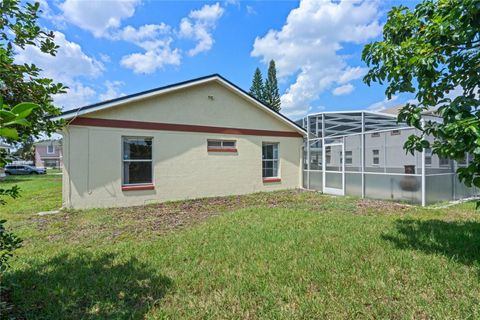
[0,0,65,295]
[1,0,66,141]
[13,136,35,162]
[362,0,480,195]
[264,60,281,112]
[249,67,265,102]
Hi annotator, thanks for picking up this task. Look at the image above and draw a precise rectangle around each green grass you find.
[2,175,480,319]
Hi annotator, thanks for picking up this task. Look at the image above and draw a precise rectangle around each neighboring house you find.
[0,142,12,155]
[53,74,306,209]
[35,140,63,168]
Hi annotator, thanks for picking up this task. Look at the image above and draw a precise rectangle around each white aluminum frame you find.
[304,110,428,206]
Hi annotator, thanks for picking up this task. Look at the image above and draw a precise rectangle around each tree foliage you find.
[264,60,281,112]
[0,0,66,140]
[249,67,265,102]
[362,0,480,192]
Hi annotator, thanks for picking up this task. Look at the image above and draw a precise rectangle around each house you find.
[54,74,306,209]
[34,140,63,168]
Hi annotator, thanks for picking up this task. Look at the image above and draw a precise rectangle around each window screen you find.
[122,137,153,185]
[207,140,236,150]
[262,143,279,178]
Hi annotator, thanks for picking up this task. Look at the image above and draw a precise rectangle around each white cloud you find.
[120,41,181,74]
[59,0,141,37]
[367,95,399,112]
[246,5,257,15]
[15,31,104,110]
[54,1,224,74]
[251,0,382,117]
[54,82,97,109]
[179,3,224,56]
[332,83,354,96]
[99,80,125,101]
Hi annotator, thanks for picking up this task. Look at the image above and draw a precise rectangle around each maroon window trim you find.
[263,178,281,183]
[70,117,303,138]
[122,184,155,191]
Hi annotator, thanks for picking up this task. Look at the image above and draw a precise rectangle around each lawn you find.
[2,174,480,319]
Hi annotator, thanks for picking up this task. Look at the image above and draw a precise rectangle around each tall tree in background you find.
[264,60,281,112]
[249,67,265,102]
[362,0,480,196]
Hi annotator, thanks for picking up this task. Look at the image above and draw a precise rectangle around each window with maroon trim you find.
[122,137,153,186]
[207,139,237,152]
[262,143,279,178]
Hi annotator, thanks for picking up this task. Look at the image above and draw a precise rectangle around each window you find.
[262,143,279,178]
[47,144,55,154]
[122,137,153,186]
[371,132,380,138]
[439,157,450,167]
[345,150,353,165]
[390,130,401,136]
[425,148,432,166]
[325,147,331,164]
[207,139,237,152]
[372,149,380,165]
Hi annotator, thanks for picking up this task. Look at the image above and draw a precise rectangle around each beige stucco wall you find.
[62,80,304,209]
[83,80,295,132]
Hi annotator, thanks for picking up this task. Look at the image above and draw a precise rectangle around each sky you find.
[18,0,419,120]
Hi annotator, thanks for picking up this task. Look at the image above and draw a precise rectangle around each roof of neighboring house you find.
[34,140,62,146]
[53,74,307,136]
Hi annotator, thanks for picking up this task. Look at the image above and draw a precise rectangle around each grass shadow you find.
[5,252,172,319]
[382,219,480,267]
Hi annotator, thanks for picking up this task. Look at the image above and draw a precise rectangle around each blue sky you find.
[19,0,418,120]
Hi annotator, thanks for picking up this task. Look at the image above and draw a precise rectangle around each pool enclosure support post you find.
[361,112,365,198]
[306,115,311,189]
[321,114,325,193]
[421,119,426,206]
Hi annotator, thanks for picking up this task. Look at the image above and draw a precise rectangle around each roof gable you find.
[55,74,306,136]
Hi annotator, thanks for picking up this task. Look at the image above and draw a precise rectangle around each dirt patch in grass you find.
[29,190,414,243]
[355,198,412,214]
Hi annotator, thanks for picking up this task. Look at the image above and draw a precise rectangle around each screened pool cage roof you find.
[298,111,409,138]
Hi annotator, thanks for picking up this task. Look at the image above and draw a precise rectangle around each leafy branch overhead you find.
[0,0,67,140]
[362,0,480,191]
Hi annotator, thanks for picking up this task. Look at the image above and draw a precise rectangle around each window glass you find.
[123,138,152,160]
[372,149,380,165]
[391,130,401,136]
[345,150,353,165]
[207,140,236,149]
[371,132,380,138]
[425,148,432,166]
[122,137,153,185]
[47,145,54,153]
[262,143,279,178]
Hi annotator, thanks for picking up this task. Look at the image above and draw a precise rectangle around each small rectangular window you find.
[122,137,153,185]
[325,146,331,164]
[425,148,432,166]
[47,145,55,154]
[371,132,380,138]
[372,149,380,165]
[439,157,450,167]
[345,150,353,165]
[207,139,237,151]
[262,143,279,178]
[391,130,401,136]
